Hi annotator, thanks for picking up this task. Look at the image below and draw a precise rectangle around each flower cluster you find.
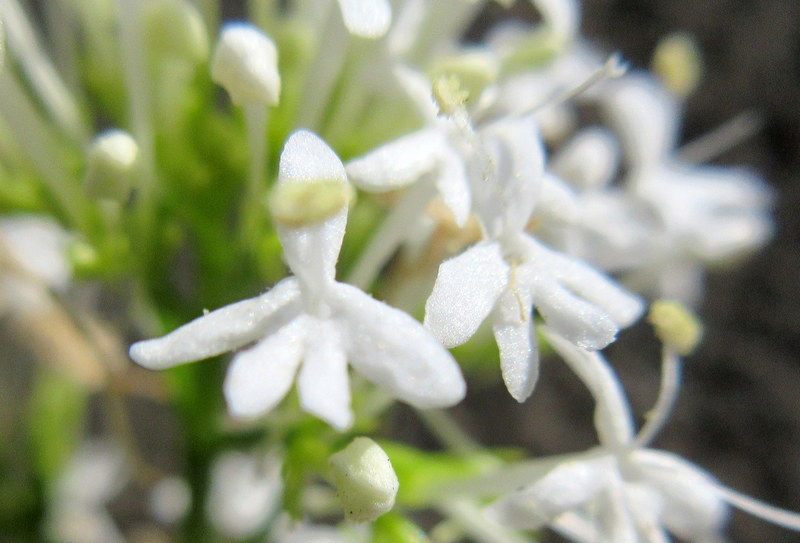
[0,0,796,542]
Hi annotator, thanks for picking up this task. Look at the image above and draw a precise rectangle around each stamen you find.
[715,484,800,532]
[678,110,763,164]
[524,53,628,116]
[633,347,681,449]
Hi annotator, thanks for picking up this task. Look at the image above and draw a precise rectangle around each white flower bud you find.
[211,24,280,106]
[329,437,399,523]
[84,130,140,201]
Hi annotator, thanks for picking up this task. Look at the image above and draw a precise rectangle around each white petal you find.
[434,147,471,227]
[531,0,581,43]
[424,242,510,348]
[277,130,348,287]
[491,288,538,403]
[536,172,580,224]
[631,449,728,541]
[551,127,620,191]
[478,118,544,236]
[346,129,444,192]
[297,320,353,430]
[489,457,612,530]
[542,328,636,449]
[536,240,644,328]
[337,0,391,38]
[597,481,639,543]
[529,271,618,351]
[223,317,308,418]
[602,74,679,168]
[331,282,466,409]
[129,278,301,369]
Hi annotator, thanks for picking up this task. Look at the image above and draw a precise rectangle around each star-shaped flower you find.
[130,130,465,430]
[424,116,642,402]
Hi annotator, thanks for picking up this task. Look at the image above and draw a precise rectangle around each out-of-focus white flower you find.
[46,440,128,543]
[424,118,642,402]
[211,23,280,106]
[0,215,71,291]
[206,450,282,539]
[149,476,191,525]
[600,73,773,304]
[489,330,800,542]
[130,131,465,430]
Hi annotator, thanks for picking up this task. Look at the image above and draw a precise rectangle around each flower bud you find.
[329,437,399,523]
[648,300,703,355]
[84,130,140,201]
[211,24,280,106]
[143,0,209,63]
[269,179,353,227]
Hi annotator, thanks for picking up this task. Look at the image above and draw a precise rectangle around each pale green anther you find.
[269,179,353,227]
[430,51,499,107]
[652,32,703,99]
[648,300,703,356]
[84,130,140,202]
[433,75,470,116]
[142,0,209,63]
[329,437,399,523]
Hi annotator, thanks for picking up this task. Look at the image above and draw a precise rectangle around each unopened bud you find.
[84,130,139,201]
[648,300,703,355]
[329,437,399,523]
[269,179,352,227]
[211,24,280,106]
[143,0,209,63]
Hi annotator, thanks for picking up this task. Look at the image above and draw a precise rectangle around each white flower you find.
[489,330,800,542]
[600,73,773,303]
[206,450,282,539]
[130,130,465,430]
[46,440,128,543]
[346,67,478,228]
[211,23,280,106]
[424,117,642,402]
